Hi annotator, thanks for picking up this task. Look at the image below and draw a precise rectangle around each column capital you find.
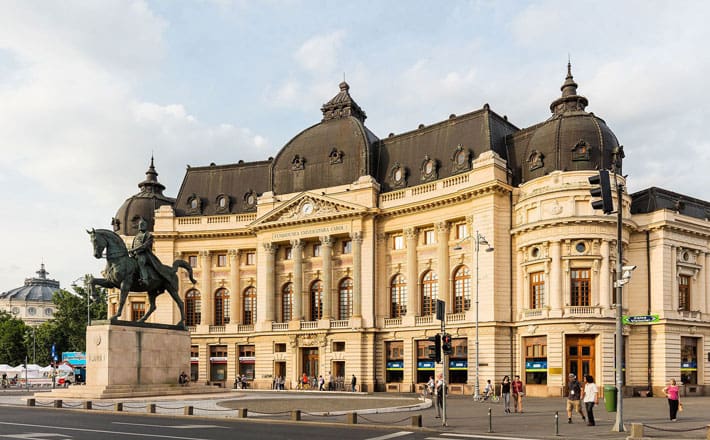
[350,231,364,243]
[174,251,183,259]
[199,250,211,257]
[376,232,387,243]
[320,235,334,247]
[465,215,474,226]
[290,238,303,248]
[435,222,449,233]
[228,249,240,257]
[404,227,417,240]
[263,242,278,254]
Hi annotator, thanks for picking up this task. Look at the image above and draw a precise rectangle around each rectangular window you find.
[246,252,255,265]
[679,275,690,311]
[524,336,548,385]
[131,302,145,321]
[274,343,286,353]
[570,268,591,306]
[449,338,468,385]
[342,240,352,254]
[209,345,228,382]
[385,341,404,384]
[424,229,435,245]
[332,341,346,352]
[217,254,227,267]
[188,255,198,267]
[313,243,321,257]
[456,223,468,240]
[393,235,404,250]
[284,246,292,260]
[530,271,545,309]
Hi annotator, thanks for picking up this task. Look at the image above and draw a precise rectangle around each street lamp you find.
[454,230,494,399]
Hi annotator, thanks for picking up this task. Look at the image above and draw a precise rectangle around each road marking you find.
[364,432,413,440]
[0,434,71,439]
[113,423,228,429]
[441,433,541,440]
[0,423,209,440]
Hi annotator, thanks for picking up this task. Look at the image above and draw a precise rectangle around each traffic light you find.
[428,334,442,363]
[442,333,452,355]
[589,169,613,214]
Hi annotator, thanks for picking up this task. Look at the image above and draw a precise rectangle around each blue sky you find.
[1,0,709,292]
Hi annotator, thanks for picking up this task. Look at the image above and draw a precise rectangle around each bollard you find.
[26,398,35,407]
[235,408,248,418]
[114,402,123,412]
[410,415,422,427]
[291,410,301,421]
[147,403,155,413]
[629,423,644,439]
[488,408,493,433]
[54,400,63,408]
[346,413,358,424]
[83,401,92,410]
[555,411,559,436]
[184,405,193,416]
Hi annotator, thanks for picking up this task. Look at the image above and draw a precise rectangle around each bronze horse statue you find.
[87,228,195,328]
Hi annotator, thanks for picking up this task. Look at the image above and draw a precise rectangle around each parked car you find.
[57,371,75,386]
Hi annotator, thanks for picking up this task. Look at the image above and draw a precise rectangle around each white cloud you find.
[294,30,346,73]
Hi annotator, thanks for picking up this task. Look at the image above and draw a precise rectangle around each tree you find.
[0,311,29,365]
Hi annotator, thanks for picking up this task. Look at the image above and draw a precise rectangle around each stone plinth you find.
[42,322,227,399]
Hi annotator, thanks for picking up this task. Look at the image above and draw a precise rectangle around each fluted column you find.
[291,239,304,321]
[436,222,450,310]
[228,249,241,324]
[600,240,610,309]
[670,246,677,311]
[405,227,418,316]
[704,253,710,314]
[199,251,212,325]
[549,241,562,313]
[351,232,363,318]
[321,236,333,319]
[260,243,277,324]
[174,251,185,323]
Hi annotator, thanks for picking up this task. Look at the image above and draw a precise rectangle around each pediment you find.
[251,192,367,229]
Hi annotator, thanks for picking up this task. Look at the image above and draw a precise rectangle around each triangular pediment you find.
[251,192,368,229]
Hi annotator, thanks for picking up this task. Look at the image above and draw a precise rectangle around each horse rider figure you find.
[129,218,156,285]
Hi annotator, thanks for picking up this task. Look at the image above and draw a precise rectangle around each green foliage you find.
[0,310,29,365]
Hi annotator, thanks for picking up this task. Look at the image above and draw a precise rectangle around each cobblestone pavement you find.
[2,388,709,439]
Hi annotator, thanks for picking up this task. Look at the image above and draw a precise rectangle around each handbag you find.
[678,402,684,412]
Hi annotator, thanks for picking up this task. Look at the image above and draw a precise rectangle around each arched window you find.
[421,270,439,315]
[453,265,471,313]
[185,289,201,326]
[310,280,323,321]
[390,274,407,318]
[338,278,353,320]
[214,288,230,325]
[282,282,293,322]
[243,286,256,325]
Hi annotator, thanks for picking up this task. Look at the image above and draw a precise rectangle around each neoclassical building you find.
[0,264,60,326]
[111,65,709,396]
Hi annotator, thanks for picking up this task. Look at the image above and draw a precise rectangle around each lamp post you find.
[454,230,494,399]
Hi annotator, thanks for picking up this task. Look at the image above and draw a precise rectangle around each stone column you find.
[670,246,677,311]
[703,253,710,314]
[517,249,525,310]
[549,241,562,316]
[321,236,333,319]
[405,227,418,317]
[228,249,241,324]
[174,251,184,322]
[263,243,277,323]
[291,239,304,321]
[351,232,363,318]
[199,250,212,326]
[436,222,450,311]
[600,240,610,309]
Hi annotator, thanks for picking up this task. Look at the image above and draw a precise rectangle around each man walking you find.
[566,373,585,423]
[435,373,445,418]
[351,374,357,392]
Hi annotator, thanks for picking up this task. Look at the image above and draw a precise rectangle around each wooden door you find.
[565,335,595,380]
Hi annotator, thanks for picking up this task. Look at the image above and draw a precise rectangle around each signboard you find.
[386,361,404,370]
[622,314,660,325]
[417,361,435,370]
[681,361,697,371]
[525,360,547,371]
[449,360,468,371]
[62,352,86,367]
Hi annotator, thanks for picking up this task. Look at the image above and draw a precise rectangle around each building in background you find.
[0,264,60,326]
[111,65,709,396]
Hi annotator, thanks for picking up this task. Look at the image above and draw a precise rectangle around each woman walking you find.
[512,375,525,413]
[501,375,512,413]
[662,378,680,421]
[582,375,599,426]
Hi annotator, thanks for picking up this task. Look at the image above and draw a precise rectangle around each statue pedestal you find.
[42,323,226,399]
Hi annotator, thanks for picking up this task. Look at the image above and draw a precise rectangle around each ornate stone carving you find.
[435,222,449,233]
[527,324,538,334]
[297,333,327,347]
[404,228,417,240]
[291,155,305,171]
[263,242,277,254]
[420,154,439,182]
[527,150,544,171]
[320,235,333,247]
[576,322,592,333]
[350,231,363,242]
[328,148,344,164]
[451,145,471,174]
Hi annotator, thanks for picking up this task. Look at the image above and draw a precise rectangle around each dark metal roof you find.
[0,264,60,302]
[631,187,710,220]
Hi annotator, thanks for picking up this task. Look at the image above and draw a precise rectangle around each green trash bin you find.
[603,385,617,412]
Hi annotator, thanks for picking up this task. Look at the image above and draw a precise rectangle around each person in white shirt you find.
[483,379,494,399]
[581,375,599,426]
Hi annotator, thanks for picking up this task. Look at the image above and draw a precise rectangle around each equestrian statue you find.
[87,219,196,329]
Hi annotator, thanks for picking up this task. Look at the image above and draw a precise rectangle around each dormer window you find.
[215,194,230,214]
[243,190,257,211]
[451,145,471,174]
[186,194,202,215]
[420,154,438,182]
[390,162,407,188]
[571,139,591,161]
[528,150,544,171]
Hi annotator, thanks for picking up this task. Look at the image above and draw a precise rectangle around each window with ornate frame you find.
[310,280,323,321]
[282,283,293,322]
[338,277,353,320]
[421,270,438,316]
[243,286,256,325]
[131,302,145,321]
[390,274,407,318]
[185,289,201,326]
[214,288,230,325]
[453,265,471,312]
[570,268,590,306]
[679,275,691,311]
[217,254,227,267]
[530,271,545,309]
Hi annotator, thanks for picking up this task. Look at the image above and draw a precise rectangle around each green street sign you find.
[622,314,660,325]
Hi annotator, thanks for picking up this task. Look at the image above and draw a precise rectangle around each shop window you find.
[449,338,468,384]
[390,274,407,318]
[421,270,438,316]
[190,345,199,382]
[453,265,471,313]
[679,275,690,311]
[210,345,228,382]
[524,336,548,385]
[131,302,145,321]
[570,268,590,306]
[530,271,545,309]
[386,341,404,383]
[681,337,698,384]
[239,344,255,380]
[416,340,435,383]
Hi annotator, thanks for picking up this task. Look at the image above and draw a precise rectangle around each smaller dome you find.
[113,157,175,236]
[0,264,60,302]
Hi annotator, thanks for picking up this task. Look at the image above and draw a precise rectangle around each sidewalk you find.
[2,388,708,439]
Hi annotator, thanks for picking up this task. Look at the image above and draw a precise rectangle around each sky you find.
[1,0,709,293]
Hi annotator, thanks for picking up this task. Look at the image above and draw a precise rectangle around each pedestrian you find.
[435,373,445,418]
[318,374,325,391]
[662,378,680,421]
[501,375,511,413]
[566,373,585,423]
[351,374,357,392]
[483,379,494,399]
[582,375,599,426]
[512,375,525,413]
[327,372,334,391]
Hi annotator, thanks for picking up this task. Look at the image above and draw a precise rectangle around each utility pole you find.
[436,299,447,426]
[612,147,625,432]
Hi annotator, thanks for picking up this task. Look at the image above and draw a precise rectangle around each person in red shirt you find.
[512,375,525,413]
